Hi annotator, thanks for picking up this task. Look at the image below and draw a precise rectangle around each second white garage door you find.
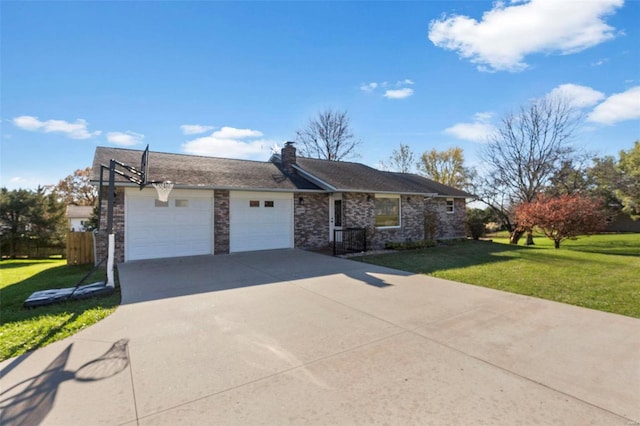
[230,191,293,252]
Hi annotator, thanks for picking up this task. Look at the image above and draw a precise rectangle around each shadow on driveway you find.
[0,339,129,426]
[117,249,405,305]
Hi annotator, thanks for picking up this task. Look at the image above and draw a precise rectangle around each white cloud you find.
[428,0,623,72]
[383,88,414,99]
[588,86,640,125]
[12,115,101,139]
[107,131,144,146]
[548,84,605,108]
[360,79,415,98]
[13,116,42,131]
[360,82,378,93]
[180,124,215,135]
[212,126,263,139]
[181,126,271,160]
[444,112,496,142]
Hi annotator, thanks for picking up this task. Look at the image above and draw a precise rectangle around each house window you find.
[446,198,454,214]
[334,199,342,227]
[264,201,274,208]
[155,199,169,207]
[175,200,188,208]
[249,200,259,207]
[375,195,400,227]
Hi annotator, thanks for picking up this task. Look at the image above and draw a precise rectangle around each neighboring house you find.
[66,205,94,232]
[91,143,473,263]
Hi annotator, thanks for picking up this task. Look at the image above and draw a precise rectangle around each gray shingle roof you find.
[294,157,473,197]
[91,147,473,198]
[91,147,321,191]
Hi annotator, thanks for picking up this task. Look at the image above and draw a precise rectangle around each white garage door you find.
[125,188,213,261]
[230,191,293,252]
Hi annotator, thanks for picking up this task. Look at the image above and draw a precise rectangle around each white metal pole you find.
[106,233,115,288]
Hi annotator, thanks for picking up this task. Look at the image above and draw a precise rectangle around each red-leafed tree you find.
[515,194,607,249]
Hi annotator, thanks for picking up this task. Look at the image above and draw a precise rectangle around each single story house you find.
[66,205,94,232]
[91,143,473,263]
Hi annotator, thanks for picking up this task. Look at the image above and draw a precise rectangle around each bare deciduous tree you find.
[379,143,416,173]
[478,94,582,244]
[295,109,360,161]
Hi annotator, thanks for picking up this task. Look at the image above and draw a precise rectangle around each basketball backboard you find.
[140,144,150,186]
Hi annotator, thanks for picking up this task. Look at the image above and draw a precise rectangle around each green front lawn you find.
[0,259,120,361]
[357,233,640,318]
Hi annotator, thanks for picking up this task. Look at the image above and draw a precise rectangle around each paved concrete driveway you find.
[1,249,639,425]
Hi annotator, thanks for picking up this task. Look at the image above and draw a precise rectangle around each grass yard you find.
[0,259,120,361]
[357,233,640,318]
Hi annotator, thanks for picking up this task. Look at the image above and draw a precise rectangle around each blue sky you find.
[1,0,639,190]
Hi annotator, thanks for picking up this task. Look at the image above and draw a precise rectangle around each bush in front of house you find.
[466,208,488,240]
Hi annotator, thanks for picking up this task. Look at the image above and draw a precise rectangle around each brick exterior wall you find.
[294,192,329,249]
[214,190,230,254]
[95,186,125,264]
[338,192,467,249]
[425,198,467,240]
[370,195,427,248]
[97,186,467,261]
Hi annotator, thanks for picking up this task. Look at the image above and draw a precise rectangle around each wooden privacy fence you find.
[67,232,94,265]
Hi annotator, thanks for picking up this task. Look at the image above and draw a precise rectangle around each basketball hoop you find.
[152,181,174,202]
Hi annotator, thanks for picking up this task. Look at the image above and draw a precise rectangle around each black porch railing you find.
[333,227,367,256]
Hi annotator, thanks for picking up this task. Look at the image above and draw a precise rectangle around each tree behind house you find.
[295,109,360,161]
[478,94,581,244]
[55,167,97,206]
[417,146,475,191]
[379,143,416,173]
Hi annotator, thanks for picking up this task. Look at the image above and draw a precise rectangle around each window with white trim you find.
[375,194,400,227]
[446,198,454,214]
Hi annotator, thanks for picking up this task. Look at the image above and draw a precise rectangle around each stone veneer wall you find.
[294,192,329,249]
[426,198,467,240]
[214,190,230,254]
[95,186,125,264]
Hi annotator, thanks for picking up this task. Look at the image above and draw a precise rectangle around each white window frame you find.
[375,194,401,229]
[446,198,455,214]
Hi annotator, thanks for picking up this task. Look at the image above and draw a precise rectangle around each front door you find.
[329,193,343,242]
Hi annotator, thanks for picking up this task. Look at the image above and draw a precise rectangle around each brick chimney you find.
[281,141,297,173]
